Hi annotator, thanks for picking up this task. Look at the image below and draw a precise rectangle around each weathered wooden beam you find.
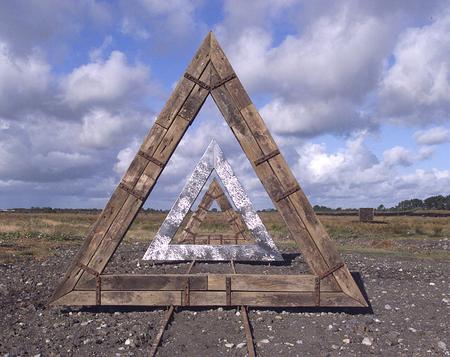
[76,274,207,291]
[54,290,182,306]
[52,289,364,307]
[206,274,338,292]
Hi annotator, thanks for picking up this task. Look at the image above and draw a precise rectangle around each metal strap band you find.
[227,215,238,223]
[192,214,203,223]
[138,150,165,168]
[226,277,231,306]
[184,72,237,92]
[96,276,101,306]
[184,72,210,90]
[183,228,196,237]
[77,262,99,277]
[77,263,101,305]
[212,192,225,200]
[254,149,280,166]
[314,277,320,306]
[275,185,301,202]
[183,278,190,306]
[118,182,144,201]
[154,120,169,130]
[235,229,245,237]
[319,262,345,280]
[210,73,237,90]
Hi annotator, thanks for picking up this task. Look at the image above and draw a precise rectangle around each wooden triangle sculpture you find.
[143,140,283,261]
[50,32,368,308]
[177,178,249,245]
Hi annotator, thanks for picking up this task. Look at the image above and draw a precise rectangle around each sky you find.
[1,0,450,210]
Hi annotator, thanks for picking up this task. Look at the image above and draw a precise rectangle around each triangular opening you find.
[50,32,367,308]
[175,177,252,245]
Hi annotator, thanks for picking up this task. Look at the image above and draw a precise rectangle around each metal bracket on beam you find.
[184,72,237,92]
[183,227,196,238]
[254,149,280,166]
[184,72,210,91]
[210,73,237,90]
[118,182,145,201]
[319,262,345,280]
[314,277,320,306]
[183,277,191,306]
[226,277,231,306]
[275,185,301,202]
[77,262,101,305]
[138,150,165,168]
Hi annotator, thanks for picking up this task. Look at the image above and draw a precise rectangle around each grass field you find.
[0,211,449,263]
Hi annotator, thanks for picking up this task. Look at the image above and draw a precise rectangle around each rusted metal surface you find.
[143,140,283,262]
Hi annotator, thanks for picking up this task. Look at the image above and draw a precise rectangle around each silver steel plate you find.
[142,140,283,262]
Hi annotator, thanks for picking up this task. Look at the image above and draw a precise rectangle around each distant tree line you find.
[314,194,450,212]
[4,194,450,213]
[377,194,450,211]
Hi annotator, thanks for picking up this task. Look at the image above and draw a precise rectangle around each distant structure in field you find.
[359,208,374,222]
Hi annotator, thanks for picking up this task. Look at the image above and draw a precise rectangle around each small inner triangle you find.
[142,140,283,262]
[176,177,251,245]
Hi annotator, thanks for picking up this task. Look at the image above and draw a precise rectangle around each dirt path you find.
[0,242,448,356]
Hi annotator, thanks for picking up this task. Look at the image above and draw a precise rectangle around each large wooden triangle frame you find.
[142,140,283,261]
[50,32,367,308]
[177,177,250,244]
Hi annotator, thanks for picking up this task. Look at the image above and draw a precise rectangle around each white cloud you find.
[114,139,140,175]
[379,11,450,124]
[0,1,112,55]
[290,132,446,207]
[382,146,413,167]
[260,97,366,137]
[216,5,392,137]
[413,126,450,145]
[80,109,129,149]
[120,0,202,45]
[0,42,51,117]
[62,51,150,107]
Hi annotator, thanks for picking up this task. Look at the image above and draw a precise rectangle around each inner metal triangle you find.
[143,140,283,261]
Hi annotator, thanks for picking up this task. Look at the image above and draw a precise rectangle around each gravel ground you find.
[0,242,449,356]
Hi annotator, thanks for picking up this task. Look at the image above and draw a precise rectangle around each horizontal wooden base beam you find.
[76,274,207,291]
[52,290,364,307]
[76,273,340,292]
[51,273,367,308]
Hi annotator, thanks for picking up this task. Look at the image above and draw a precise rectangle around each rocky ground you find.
[0,242,449,356]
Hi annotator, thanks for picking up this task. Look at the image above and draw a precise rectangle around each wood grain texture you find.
[52,290,363,307]
[76,274,207,291]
